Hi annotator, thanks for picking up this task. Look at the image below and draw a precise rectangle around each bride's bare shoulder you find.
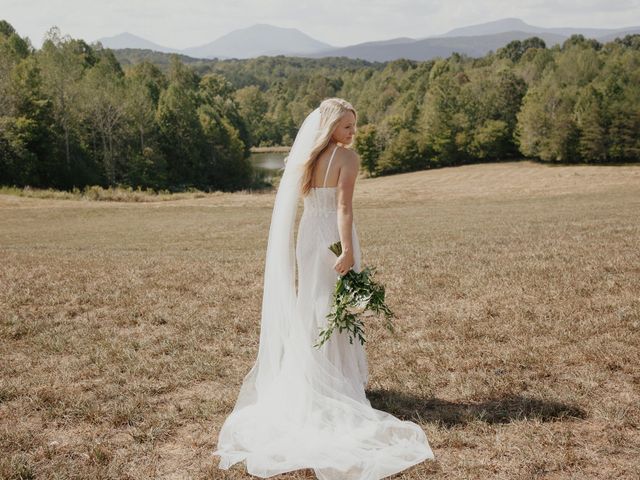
[337,146,360,168]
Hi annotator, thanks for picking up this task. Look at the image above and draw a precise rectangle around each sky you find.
[2,0,639,50]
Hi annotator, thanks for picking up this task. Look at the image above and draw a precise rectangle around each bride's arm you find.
[334,151,360,276]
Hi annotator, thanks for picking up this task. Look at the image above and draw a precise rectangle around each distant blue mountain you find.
[96,18,640,62]
[181,23,334,59]
[95,32,179,54]
[433,17,638,40]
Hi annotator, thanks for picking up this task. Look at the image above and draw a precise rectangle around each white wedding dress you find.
[213,144,434,479]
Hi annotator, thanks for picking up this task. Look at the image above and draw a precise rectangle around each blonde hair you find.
[300,98,357,196]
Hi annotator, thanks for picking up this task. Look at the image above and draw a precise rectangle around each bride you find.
[212,98,434,479]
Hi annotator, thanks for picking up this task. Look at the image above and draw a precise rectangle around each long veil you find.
[255,106,321,393]
[212,106,433,480]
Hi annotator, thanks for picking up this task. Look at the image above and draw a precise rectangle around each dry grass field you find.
[1,160,639,479]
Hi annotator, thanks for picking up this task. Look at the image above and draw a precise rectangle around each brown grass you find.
[0,185,230,202]
[1,160,639,479]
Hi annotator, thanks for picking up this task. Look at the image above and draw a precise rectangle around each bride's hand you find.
[334,251,354,276]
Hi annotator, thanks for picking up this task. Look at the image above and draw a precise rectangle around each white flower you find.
[346,303,367,315]
[346,295,371,315]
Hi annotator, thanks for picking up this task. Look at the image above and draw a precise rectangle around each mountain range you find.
[96,17,640,62]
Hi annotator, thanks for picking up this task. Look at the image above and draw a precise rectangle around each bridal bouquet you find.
[314,241,396,348]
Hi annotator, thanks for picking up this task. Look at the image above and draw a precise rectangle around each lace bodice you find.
[303,187,337,217]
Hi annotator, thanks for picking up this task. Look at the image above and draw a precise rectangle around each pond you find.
[249,151,287,172]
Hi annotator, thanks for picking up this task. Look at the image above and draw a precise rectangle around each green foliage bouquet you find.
[314,241,396,348]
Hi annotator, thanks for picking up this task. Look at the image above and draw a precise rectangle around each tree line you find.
[0,23,252,191]
[1,19,638,192]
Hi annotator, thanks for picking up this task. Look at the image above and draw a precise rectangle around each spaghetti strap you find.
[323,145,339,187]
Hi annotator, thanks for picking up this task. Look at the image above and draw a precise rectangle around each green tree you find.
[198,73,252,190]
[37,27,94,186]
[469,119,510,160]
[517,79,581,162]
[420,73,463,166]
[353,124,383,176]
[78,51,127,184]
[1,56,57,187]
[155,57,205,189]
[126,60,167,107]
[575,85,607,162]
[234,85,270,146]
[0,22,64,188]
[497,36,546,63]
[375,129,426,175]
[562,34,602,51]
[608,99,640,161]
[199,106,251,190]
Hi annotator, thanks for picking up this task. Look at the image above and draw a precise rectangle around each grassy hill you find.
[1,161,638,478]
